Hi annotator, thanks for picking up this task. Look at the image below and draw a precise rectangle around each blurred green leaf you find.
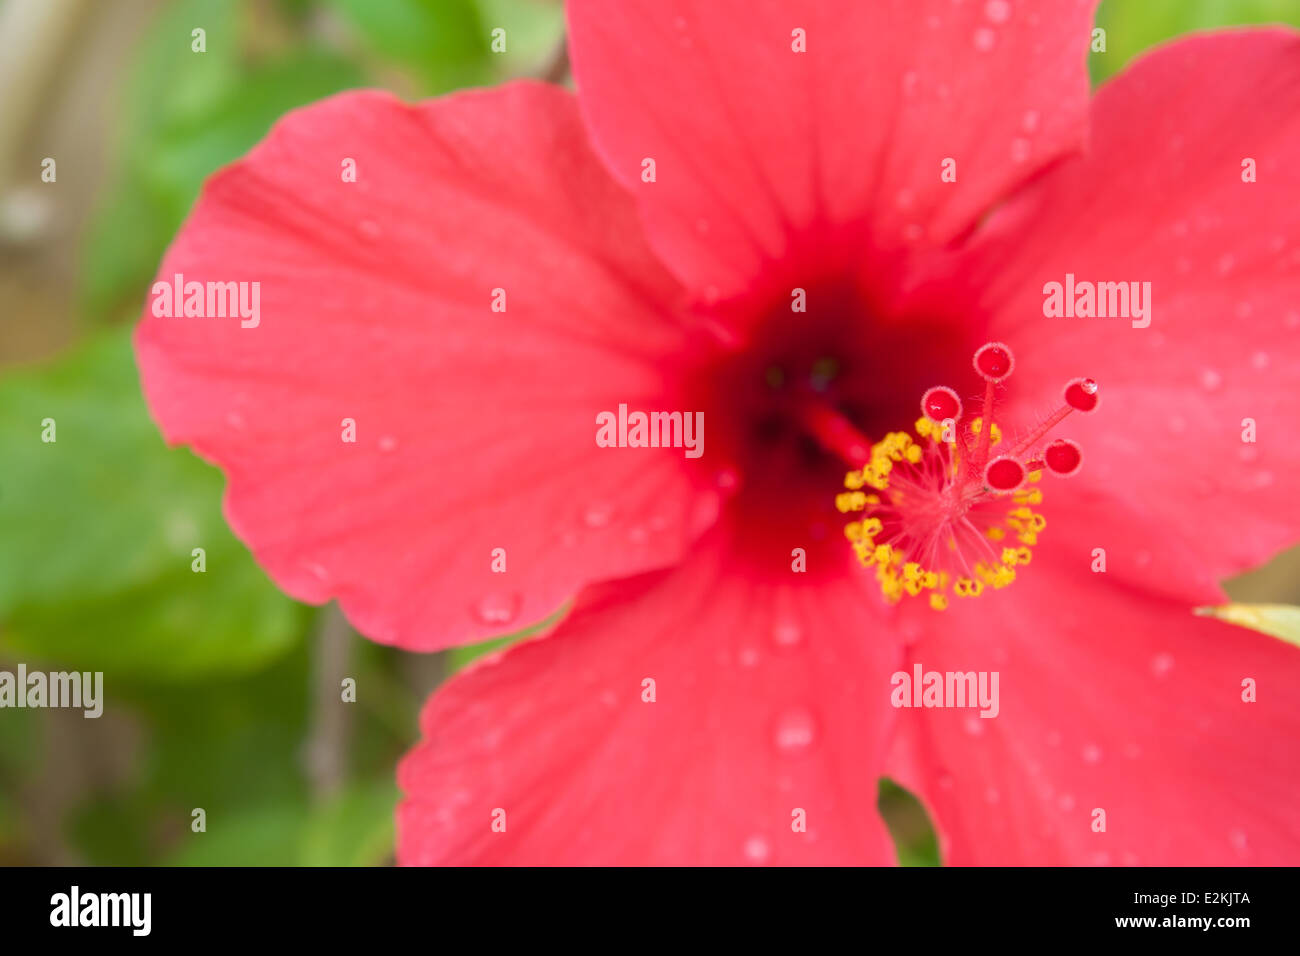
[300,781,398,866]
[1195,603,1300,648]
[0,329,307,679]
[1093,0,1300,84]
[879,778,941,867]
[82,0,363,319]
[324,0,490,90]
[168,803,307,866]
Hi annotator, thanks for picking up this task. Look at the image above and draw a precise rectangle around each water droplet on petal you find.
[1151,653,1174,677]
[583,502,614,528]
[771,620,803,650]
[973,27,996,51]
[1021,109,1040,133]
[1200,368,1222,391]
[772,707,817,755]
[1251,351,1270,370]
[964,716,985,736]
[473,592,521,626]
[357,219,381,240]
[985,0,1012,23]
[714,467,740,491]
[1082,743,1102,764]
[378,435,396,452]
[1229,828,1248,854]
[743,835,771,864]
[1010,137,1031,163]
[738,646,759,668]
[1058,793,1076,812]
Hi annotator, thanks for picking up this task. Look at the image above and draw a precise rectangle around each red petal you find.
[963,30,1300,599]
[136,83,711,650]
[887,555,1300,865]
[568,0,1097,298]
[397,528,901,865]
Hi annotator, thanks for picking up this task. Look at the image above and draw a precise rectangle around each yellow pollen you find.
[840,421,1047,611]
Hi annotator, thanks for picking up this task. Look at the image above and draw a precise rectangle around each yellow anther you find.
[929,593,948,611]
[1001,547,1020,566]
[986,526,1005,541]
[915,416,933,437]
[844,470,865,490]
[1015,546,1032,565]
[861,517,883,537]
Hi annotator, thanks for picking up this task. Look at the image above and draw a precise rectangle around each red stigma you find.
[921,385,962,423]
[1063,377,1100,412]
[985,456,1026,491]
[1044,438,1083,476]
[973,342,1014,382]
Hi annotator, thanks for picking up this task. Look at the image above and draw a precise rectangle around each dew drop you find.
[771,620,803,650]
[627,525,649,545]
[1151,653,1174,678]
[772,707,817,755]
[714,467,740,491]
[973,27,996,51]
[1021,109,1040,133]
[738,646,760,668]
[1216,253,1236,274]
[378,435,396,452]
[1058,793,1076,812]
[473,592,521,626]
[1082,743,1102,764]
[1251,351,1270,370]
[986,787,1001,805]
[985,0,1011,23]
[743,835,771,864]
[902,70,919,95]
[964,716,985,736]
[583,502,614,528]
[1200,368,1222,391]
[1254,470,1275,488]
[357,219,381,240]
[1010,138,1031,163]
[1229,828,1248,854]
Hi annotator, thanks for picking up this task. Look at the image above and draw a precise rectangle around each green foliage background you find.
[0,0,1295,865]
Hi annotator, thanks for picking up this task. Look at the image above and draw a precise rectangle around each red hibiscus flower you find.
[135,0,1300,865]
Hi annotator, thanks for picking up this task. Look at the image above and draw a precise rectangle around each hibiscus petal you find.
[963,30,1300,600]
[397,528,902,864]
[568,0,1098,297]
[136,83,712,651]
[886,556,1300,865]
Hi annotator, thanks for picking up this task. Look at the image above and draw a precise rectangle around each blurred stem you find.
[305,604,353,801]
[537,33,568,84]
